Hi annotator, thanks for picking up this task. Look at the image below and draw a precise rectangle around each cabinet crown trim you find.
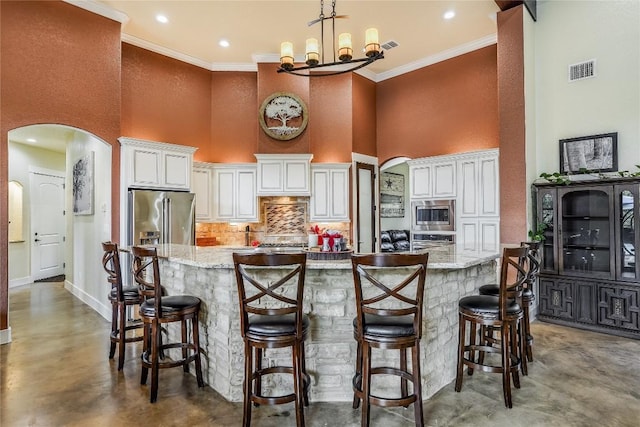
[119,137,197,154]
[407,148,498,166]
[254,153,313,161]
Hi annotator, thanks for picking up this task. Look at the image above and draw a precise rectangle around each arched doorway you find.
[6,124,113,341]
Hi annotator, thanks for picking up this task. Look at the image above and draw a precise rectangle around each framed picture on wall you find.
[559,132,617,174]
[380,172,405,218]
[73,151,95,215]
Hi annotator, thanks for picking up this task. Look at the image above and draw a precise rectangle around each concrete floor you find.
[2,282,640,427]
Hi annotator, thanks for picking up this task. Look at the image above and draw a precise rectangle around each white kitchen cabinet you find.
[458,218,500,253]
[212,164,258,222]
[255,154,313,196]
[408,159,456,199]
[457,150,499,218]
[192,162,214,222]
[310,164,351,222]
[119,137,196,191]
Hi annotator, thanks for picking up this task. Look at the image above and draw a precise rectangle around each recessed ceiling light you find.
[26,138,37,143]
[219,39,230,48]
[156,14,168,24]
[444,10,455,20]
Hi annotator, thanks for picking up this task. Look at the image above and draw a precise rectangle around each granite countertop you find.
[135,244,499,270]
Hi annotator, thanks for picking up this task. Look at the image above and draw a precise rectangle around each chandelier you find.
[277,0,384,77]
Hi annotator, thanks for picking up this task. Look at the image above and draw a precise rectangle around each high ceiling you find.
[11,1,502,153]
[95,0,500,79]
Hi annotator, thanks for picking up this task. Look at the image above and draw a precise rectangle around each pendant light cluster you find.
[278,0,384,77]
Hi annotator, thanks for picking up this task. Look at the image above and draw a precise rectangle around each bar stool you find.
[102,241,143,371]
[131,246,204,403]
[351,252,429,427]
[233,252,310,427]
[478,241,540,367]
[455,246,528,408]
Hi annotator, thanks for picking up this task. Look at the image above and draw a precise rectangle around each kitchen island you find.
[150,244,499,403]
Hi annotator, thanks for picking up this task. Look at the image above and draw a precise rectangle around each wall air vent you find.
[568,59,596,82]
[381,40,399,50]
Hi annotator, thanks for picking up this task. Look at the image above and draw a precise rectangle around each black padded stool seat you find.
[132,246,204,403]
[102,242,143,371]
[459,296,521,315]
[248,314,310,337]
[109,285,140,301]
[352,315,415,338]
[478,284,499,296]
[351,252,429,427]
[233,252,310,427]
[455,246,528,408]
[139,296,201,317]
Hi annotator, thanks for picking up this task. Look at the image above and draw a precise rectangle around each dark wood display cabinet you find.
[533,178,640,339]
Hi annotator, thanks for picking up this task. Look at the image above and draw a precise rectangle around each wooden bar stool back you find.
[233,252,310,427]
[455,246,528,408]
[102,241,143,371]
[131,245,204,403]
[477,241,540,371]
[521,241,541,362]
[351,252,429,427]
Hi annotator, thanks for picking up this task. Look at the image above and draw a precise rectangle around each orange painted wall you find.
[309,73,353,163]
[497,6,527,244]
[209,72,258,163]
[0,0,122,329]
[376,46,498,164]
[352,74,377,157]
[121,44,212,157]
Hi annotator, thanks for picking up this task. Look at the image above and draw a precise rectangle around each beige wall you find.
[532,0,640,175]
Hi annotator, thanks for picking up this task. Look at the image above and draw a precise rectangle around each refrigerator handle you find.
[163,197,171,245]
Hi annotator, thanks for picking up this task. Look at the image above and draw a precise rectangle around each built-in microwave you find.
[411,199,455,231]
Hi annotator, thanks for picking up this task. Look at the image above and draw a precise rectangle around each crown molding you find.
[375,34,498,82]
[121,34,214,70]
[65,2,497,82]
[64,0,128,25]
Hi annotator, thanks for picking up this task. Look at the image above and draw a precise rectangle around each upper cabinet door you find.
[411,165,432,198]
[163,151,191,189]
[432,161,456,198]
[478,155,499,217]
[131,146,162,187]
[211,164,258,222]
[310,164,350,222]
[192,163,213,221]
[120,137,196,191]
[255,154,312,196]
[409,159,456,199]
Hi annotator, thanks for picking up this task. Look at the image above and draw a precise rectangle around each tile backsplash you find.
[196,196,351,246]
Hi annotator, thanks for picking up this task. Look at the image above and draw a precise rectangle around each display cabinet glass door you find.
[615,184,639,281]
[558,187,614,279]
[537,188,558,273]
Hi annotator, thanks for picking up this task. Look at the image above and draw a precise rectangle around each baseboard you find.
[0,327,11,345]
[9,276,33,289]
[64,279,111,321]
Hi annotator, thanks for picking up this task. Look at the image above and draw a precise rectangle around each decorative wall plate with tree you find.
[259,92,308,141]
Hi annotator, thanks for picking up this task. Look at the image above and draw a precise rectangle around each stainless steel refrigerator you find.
[128,189,195,246]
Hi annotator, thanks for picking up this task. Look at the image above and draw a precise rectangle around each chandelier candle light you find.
[278,0,384,77]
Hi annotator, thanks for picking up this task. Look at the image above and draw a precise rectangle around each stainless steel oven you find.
[411,199,455,231]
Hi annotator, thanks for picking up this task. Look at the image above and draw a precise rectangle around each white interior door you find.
[356,163,376,253]
[31,172,65,281]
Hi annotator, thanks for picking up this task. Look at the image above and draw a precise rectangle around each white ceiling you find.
[13,1,502,153]
[94,0,500,79]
